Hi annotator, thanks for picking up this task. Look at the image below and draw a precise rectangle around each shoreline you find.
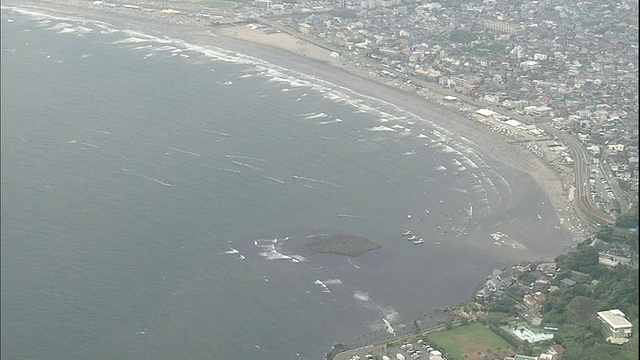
[5,0,585,253]
[2,2,589,357]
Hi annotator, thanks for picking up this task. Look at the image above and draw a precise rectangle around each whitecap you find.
[221,248,239,255]
[353,290,371,302]
[111,37,150,45]
[323,278,342,285]
[303,112,329,120]
[368,125,396,132]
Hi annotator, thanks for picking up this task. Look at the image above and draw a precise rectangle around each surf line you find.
[118,169,171,187]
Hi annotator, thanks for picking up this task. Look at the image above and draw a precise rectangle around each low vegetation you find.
[426,323,515,360]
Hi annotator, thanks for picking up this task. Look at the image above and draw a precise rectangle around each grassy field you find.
[426,323,515,360]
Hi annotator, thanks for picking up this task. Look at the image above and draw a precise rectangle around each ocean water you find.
[1,5,571,359]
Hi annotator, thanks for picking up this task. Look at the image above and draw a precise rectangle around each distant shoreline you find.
[7,0,581,259]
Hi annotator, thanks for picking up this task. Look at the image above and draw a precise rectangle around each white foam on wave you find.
[314,280,331,293]
[303,112,329,120]
[492,170,513,202]
[431,130,447,142]
[67,139,99,150]
[479,172,502,207]
[5,5,113,33]
[434,165,447,171]
[369,125,396,132]
[45,22,72,31]
[292,175,341,187]
[119,169,171,187]
[154,45,176,52]
[380,306,399,322]
[56,27,75,34]
[166,146,201,158]
[323,278,342,285]
[317,119,342,125]
[74,25,93,34]
[440,144,462,155]
[111,36,150,45]
[132,44,153,50]
[255,238,302,263]
[460,156,479,169]
[353,290,371,302]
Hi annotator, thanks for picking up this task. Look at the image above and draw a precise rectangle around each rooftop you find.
[597,309,633,329]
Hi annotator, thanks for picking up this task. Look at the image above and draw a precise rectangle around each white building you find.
[597,309,633,343]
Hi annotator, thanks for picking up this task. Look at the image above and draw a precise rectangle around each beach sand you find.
[13,0,581,260]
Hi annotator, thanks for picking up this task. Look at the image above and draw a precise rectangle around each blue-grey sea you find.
[1,4,572,359]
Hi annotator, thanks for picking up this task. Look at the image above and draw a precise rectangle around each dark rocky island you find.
[306,234,381,257]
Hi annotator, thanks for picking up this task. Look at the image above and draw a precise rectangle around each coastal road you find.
[599,146,629,215]
[544,127,615,225]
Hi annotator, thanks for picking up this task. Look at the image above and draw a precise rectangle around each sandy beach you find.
[9,0,582,259]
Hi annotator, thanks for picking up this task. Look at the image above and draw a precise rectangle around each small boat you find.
[407,235,418,240]
[413,239,425,244]
[402,230,413,236]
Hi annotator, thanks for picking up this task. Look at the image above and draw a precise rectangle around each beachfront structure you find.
[597,309,633,343]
